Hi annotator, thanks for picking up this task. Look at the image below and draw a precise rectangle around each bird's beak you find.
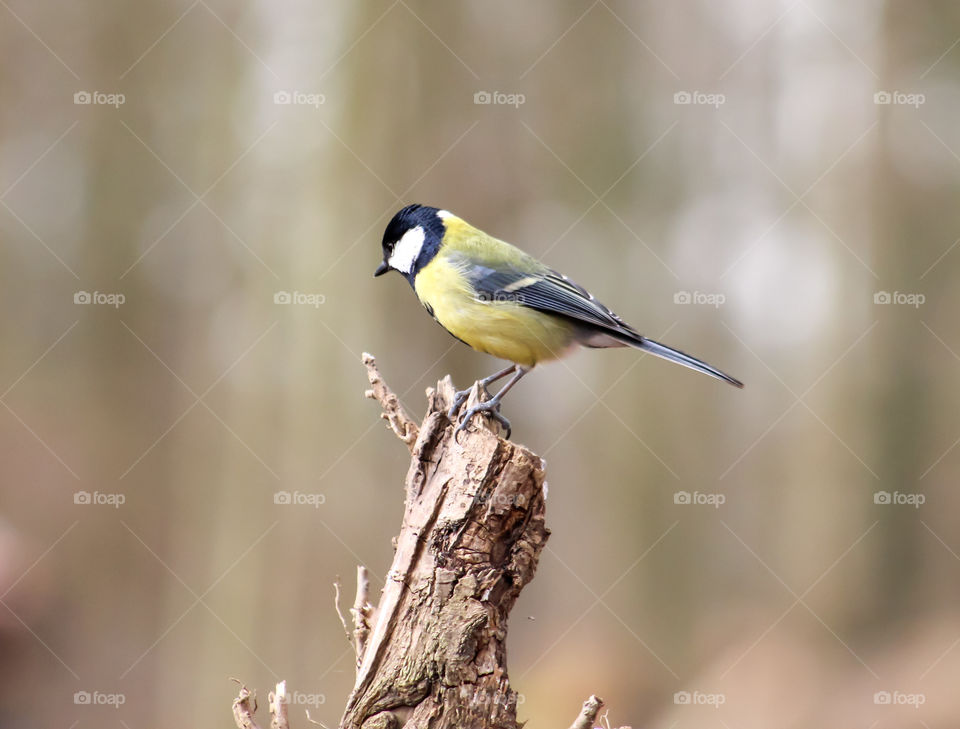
[374,261,389,277]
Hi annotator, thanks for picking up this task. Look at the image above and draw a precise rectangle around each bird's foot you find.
[446,381,494,421]
[447,387,472,421]
[455,400,512,440]
[448,364,518,422]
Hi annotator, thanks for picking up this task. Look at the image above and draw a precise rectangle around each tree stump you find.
[343,354,549,729]
[232,354,623,729]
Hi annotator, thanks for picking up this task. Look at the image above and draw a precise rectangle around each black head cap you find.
[375,204,447,281]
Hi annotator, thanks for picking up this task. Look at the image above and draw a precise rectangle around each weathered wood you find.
[232,354,629,729]
[343,355,549,729]
[232,682,262,729]
[568,695,604,729]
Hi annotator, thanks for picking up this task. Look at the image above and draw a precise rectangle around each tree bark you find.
[233,354,629,728]
[341,354,549,729]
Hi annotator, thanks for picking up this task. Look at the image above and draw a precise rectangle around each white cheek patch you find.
[389,225,426,274]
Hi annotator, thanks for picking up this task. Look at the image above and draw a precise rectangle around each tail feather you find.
[635,337,743,388]
[575,327,743,388]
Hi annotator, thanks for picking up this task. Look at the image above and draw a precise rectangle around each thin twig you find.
[363,352,418,448]
[269,680,289,729]
[231,680,263,729]
[569,695,604,729]
[350,565,371,668]
[333,577,351,643]
[305,709,332,727]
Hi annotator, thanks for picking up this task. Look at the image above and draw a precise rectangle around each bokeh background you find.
[2,1,959,727]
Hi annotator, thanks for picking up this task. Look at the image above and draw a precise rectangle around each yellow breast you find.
[413,255,578,367]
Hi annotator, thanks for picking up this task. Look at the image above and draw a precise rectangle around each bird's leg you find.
[447,364,517,420]
[476,364,519,401]
[455,366,530,440]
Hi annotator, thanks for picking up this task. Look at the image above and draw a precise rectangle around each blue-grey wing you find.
[454,256,744,386]
[460,259,641,343]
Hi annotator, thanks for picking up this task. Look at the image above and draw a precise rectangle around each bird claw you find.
[454,400,512,440]
[447,382,494,421]
[447,388,472,421]
[448,368,521,440]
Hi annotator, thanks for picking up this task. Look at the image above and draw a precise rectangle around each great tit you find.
[375,204,743,437]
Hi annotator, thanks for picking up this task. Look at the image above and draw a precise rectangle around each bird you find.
[374,204,742,438]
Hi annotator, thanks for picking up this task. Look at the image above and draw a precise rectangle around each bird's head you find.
[375,204,448,281]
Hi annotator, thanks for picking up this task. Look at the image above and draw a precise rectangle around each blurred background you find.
[1,0,959,727]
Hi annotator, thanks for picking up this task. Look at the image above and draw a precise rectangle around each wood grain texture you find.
[233,357,631,729]
[348,357,549,729]
[344,356,548,729]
